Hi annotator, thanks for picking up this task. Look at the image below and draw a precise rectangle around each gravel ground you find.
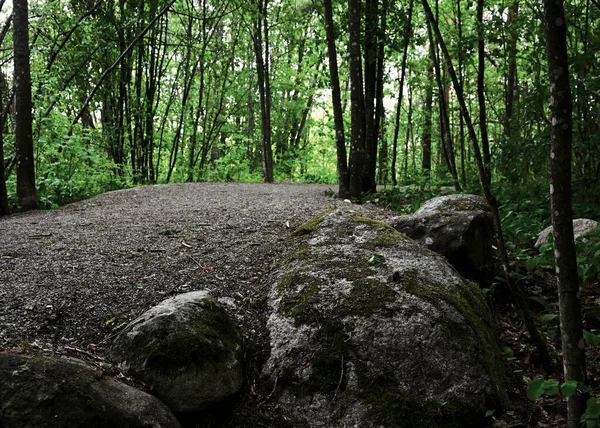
[0,182,390,361]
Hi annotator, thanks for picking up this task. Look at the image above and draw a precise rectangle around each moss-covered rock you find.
[389,194,496,285]
[0,353,181,427]
[263,209,508,428]
[108,291,243,414]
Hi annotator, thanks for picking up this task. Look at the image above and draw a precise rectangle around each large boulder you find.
[108,291,243,414]
[0,352,181,428]
[263,209,508,428]
[535,218,598,249]
[389,194,495,284]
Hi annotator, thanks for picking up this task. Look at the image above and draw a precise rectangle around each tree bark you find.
[252,0,274,183]
[322,0,348,198]
[477,0,491,184]
[421,0,551,364]
[503,1,519,139]
[14,0,37,211]
[543,0,588,425]
[422,58,433,175]
[0,88,7,215]
[391,0,413,186]
[348,0,365,200]
[361,0,379,194]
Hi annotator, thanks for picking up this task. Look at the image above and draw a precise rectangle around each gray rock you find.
[108,291,243,414]
[389,194,495,284]
[265,209,508,428]
[0,352,181,428]
[535,218,598,249]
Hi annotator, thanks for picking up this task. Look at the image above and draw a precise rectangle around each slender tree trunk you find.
[0,90,7,215]
[477,0,491,184]
[403,85,413,179]
[422,58,433,175]
[372,0,387,189]
[504,1,519,138]
[348,0,365,200]
[14,0,37,211]
[322,0,348,197]
[422,0,550,364]
[428,20,460,190]
[457,0,466,187]
[252,0,274,183]
[543,0,588,425]
[391,0,413,186]
[361,0,379,194]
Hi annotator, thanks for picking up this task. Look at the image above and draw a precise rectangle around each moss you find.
[292,210,336,236]
[282,246,310,265]
[444,198,491,213]
[343,277,396,317]
[352,215,409,248]
[277,268,312,293]
[402,278,505,396]
[280,281,321,326]
[141,303,241,372]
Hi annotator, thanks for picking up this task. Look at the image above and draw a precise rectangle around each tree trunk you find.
[477,0,491,184]
[503,1,519,139]
[348,0,365,200]
[252,0,274,183]
[14,0,37,211]
[391,0,413,186]
[422,58,433,175]
[421,0,551,364]
[428,20,460,190]
[543,0,588,425]
[0,89,7,215]
[323,0,348,197]
[361,0,379,194]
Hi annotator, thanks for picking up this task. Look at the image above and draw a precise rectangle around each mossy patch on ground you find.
[292,210,336,236]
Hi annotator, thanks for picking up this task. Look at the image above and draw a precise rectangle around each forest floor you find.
[0,182,595,427]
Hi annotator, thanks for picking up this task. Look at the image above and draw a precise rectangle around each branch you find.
[70,0,176,130]
[46,0,104,71]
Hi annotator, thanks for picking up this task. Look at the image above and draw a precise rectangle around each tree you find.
[421,0,550,363]
[322,0,349,198]
[14,0,37,211]
[347,0,365,200]
[251,0,274,183]
[543,0,587,425]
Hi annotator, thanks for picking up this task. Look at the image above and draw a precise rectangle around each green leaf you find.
[584,330,600,348]
[526,378,546,400]
[541,314,559,325]
[560,381,579,397]
[485,410,495,417]
[582,398,600,427]
[105,316,116,326]
[542,379,560,396]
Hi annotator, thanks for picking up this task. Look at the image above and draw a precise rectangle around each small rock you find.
[108,291,243,414]
[535,218,598,249]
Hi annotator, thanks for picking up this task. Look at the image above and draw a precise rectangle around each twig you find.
[332,356,344,401]
[64,345,105,361]
[263,375,278,403]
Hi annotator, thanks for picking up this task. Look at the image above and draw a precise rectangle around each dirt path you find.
[0,183,391,358]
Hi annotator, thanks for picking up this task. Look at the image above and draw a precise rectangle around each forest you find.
[1,0,600,425]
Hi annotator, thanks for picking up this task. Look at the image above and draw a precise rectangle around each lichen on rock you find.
[263,208,508,428]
